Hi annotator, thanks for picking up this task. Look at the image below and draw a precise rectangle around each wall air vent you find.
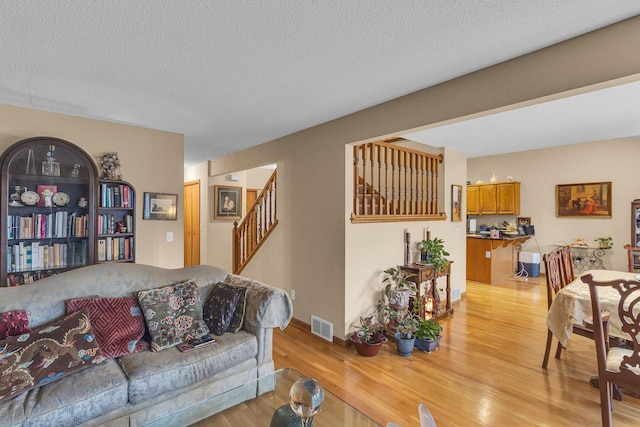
[451,287,461,302]
[311,315,333,342]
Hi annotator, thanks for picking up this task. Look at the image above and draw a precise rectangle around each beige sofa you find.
[0,263,292,426]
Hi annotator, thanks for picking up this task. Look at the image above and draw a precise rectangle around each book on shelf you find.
[113,185,121,207]
[97,239,106,262]
[118,237,125,260]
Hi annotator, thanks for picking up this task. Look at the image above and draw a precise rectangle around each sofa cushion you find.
[227,284,248,333]
[117,329,258,404]
[0,309,30,340]
[66,296,150,358]
[0,358,128,426]
[137,280,209,351]
[0,308,105,403]
[203,282,246,335]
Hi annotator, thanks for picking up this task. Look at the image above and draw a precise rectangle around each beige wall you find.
[192,17,640,339]
[468,138,639,272]
[0,104,185,268]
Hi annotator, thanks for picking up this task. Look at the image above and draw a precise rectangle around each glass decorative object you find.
[288,377,324,426]
[25,148,36,175]
[69,163,81,178]
[42,145,60,176]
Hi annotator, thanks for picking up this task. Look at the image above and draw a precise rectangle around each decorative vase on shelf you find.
[490,173,498,183]
[42,146,60,177]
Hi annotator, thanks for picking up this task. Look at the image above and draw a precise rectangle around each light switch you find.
[167,232,173,242]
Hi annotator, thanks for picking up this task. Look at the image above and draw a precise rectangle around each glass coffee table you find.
[151,368,381,426]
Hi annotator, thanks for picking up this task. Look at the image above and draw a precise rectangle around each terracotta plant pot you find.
[350,335,388,357]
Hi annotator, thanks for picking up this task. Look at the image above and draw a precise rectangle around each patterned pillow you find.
[137,280,209,352]
[203,282,245,335]
[226,285,248,333]
[66,297,150,358]
[0,310,30,340]
[0,308,105,403]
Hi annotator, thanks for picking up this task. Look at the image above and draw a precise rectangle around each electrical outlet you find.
[485,251,491,258]
[291,289,296,300]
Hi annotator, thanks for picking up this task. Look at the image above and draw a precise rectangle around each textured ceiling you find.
[1,1,639,167]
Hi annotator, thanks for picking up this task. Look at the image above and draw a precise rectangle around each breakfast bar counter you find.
[466,235,531,284]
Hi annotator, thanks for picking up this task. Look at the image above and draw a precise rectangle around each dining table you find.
[546,269,639,348]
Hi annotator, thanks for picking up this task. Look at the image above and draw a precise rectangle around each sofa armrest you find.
[225,274,292,330]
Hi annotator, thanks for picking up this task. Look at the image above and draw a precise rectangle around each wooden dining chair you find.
[624,244,640,273]
[542,249,605,368]
[559,245,575,284]
[581,274,640,427]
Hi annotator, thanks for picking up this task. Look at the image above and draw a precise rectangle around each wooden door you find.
[246,189,258,213]
[183,180,200,267]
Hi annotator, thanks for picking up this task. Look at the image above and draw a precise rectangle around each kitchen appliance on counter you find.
[467,218,477,233]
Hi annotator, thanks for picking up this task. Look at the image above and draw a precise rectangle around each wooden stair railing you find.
[232,169,277,274]
[351,140,446,223]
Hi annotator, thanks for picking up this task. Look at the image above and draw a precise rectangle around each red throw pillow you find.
[0,309,30,340]
[66,297,150,358]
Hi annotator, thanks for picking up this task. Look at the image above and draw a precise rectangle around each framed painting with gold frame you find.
[556,182,612,217]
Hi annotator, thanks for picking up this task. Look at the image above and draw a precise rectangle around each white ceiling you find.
[1,1,639,167]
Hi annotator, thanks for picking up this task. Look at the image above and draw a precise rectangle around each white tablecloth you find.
[545,270,639,347]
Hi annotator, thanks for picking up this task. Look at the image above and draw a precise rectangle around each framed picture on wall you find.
[143,192,178,220]
[451,185,462,222]
[214,185,242,219]
[556,182,612,217]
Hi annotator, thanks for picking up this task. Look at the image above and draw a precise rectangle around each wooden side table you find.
[400,262,454,320]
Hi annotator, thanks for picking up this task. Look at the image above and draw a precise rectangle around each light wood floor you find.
[273,275,640,426]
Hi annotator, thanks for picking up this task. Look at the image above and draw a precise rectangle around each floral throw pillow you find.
[0,308,105,403]
[203,282,246,335]
[66,297,150,358]
[226,285,248,333]
[137,280,209,352]
[0,309,30,340]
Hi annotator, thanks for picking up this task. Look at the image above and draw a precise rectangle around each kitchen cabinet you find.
[466,235,530,284]
[467,185,480,215]
[466,182,520,215]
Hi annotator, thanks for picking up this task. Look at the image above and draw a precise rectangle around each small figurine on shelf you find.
[100,152,122,180]
[68,163,81,178]
[42,188,54,208]
[9,185,23,207]
[78,197,88,208]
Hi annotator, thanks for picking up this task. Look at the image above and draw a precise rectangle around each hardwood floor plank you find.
[273,276,640,426]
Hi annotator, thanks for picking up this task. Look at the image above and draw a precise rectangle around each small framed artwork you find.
[556,181,612,217]
[516,217,531,226]
[214,185,242,220]
[143,192,178,220]
[451,185,462,222]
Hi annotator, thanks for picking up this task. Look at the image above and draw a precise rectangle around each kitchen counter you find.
[466,235,530,284]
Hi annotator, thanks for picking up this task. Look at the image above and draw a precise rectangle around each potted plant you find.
[382,267,417,309]
[416,237,450,272]
[393,309,417,357]
[349,314,388,357]
[414,316,443,353]
[595,236,613,249]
